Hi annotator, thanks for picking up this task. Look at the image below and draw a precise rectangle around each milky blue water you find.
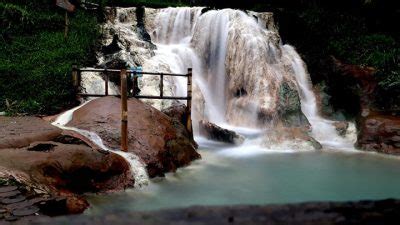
[86,138,400,214]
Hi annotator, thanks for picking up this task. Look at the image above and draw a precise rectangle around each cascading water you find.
[59,7,356,184]
[145,7,356,150]
[283,45,355,150]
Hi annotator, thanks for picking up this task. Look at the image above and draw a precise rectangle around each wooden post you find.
[160,73,164,98]
[72,64,79,92]
[186,68,193,136]
[105,72,109,96]
[120,69,128,152]
[132,71,137,97]
[64,11,69,41]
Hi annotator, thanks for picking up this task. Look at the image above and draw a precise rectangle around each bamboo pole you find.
[120,69,128,152]
[186,68,193,136]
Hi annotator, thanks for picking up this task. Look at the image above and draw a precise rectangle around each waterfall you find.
[283,45,355,150]
[65,6,355,165]
[146,7,356,150]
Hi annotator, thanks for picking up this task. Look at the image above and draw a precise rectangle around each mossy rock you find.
[278,82,309,127]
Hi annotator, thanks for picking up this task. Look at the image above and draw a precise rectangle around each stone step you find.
[1,196,26,204]
[0,190,21,198]
[0,186,18,193]
[12,206,40,217]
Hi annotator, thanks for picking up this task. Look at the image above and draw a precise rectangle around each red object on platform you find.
[56,0,76,12]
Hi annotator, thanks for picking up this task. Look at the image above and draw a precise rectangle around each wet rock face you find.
[357,112,400,155]
[277,82,309,127]
[199,120,245,145]
[68,97,200,178]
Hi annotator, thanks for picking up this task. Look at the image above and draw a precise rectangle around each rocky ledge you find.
[12,199,400,225]
[357,112,400,155]
[67,96,200,178]
[0,116,132,221]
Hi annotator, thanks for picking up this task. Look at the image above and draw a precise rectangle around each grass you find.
[0,1,99,115]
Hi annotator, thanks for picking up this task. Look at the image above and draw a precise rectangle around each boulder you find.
[0,117,62,149]
[68,97,200,178]
[0,116,135,216]
[162,103,197,148]
[198,120,245,145]
[162,103,188,126]
[277,82,310,127]
[263,126,322,151]
[357,112,400,155]
[0,142,132,194]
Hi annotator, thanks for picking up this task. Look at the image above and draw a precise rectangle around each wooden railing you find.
[72,65,193,152]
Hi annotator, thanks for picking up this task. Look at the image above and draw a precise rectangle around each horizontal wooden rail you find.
[77,68,187,77]
[78,93,190,100]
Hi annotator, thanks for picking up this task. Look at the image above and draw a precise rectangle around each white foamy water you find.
[52,101,149,188]
[283,45,356,151]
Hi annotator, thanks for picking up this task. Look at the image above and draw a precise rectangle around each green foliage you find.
[0,2,99,115]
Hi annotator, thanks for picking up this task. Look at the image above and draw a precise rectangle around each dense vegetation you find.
[1,0,398,116]
[0,0,99,115]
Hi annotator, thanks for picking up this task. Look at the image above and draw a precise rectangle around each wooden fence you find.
[72,65,193,152]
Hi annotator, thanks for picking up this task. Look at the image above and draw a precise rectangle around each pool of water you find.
[85,137,400,214]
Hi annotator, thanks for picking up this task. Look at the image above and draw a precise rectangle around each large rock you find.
[199,120,245,145]
[263,126,322,151]
[0,116,133,210]
[277,82,310,127]
[0,142,132,195]
[357,112,400,155]
[68,97,200,177]
[0,117,62,149]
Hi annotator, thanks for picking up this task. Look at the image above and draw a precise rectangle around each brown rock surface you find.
[68,97,200,177]
[332,57,377,115]
[0,142,132,194]
[357,112,400,155]
[0,117,62,149]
